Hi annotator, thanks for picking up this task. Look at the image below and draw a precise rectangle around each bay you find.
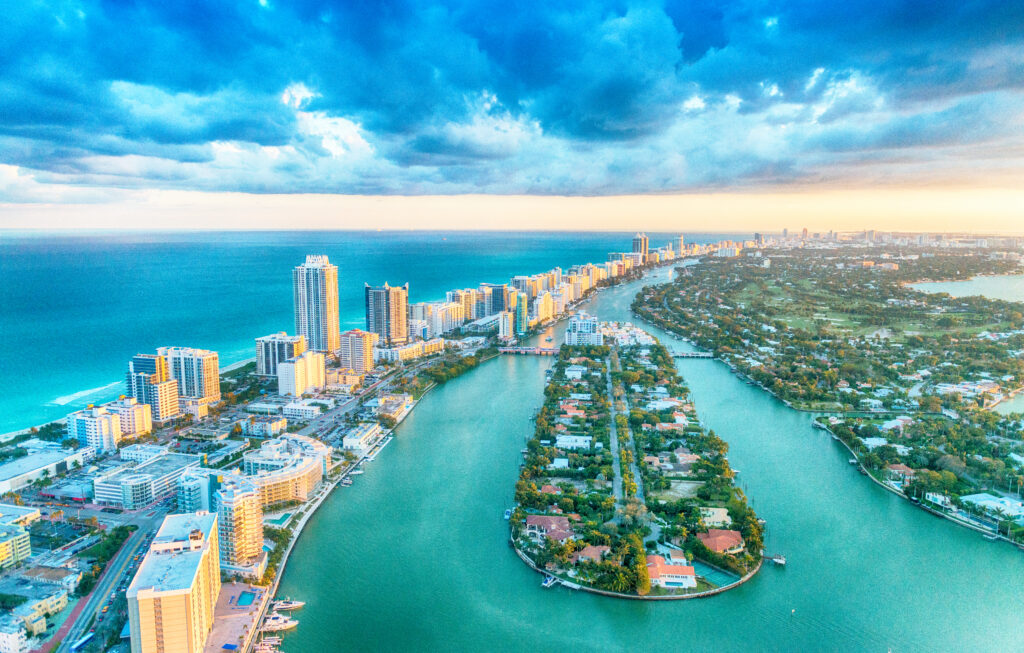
[276,267,1024,652]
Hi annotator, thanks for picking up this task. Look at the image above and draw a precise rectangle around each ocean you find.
[0,230,734,434]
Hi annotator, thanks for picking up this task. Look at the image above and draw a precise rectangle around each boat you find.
[983,533,999,541]
[503,509,512,520]
[273,599,306,611]
[848,459,857,465]
[261,613,299,632]
[341,478,353,487]
[350,469,364,475]
[769,554,787,566]
[541,575,558,588]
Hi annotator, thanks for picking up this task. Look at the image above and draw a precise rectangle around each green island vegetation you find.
[633,247,1024,543]
[261,525,293,584]
[511,335,762,597]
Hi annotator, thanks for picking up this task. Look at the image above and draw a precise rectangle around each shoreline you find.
[510,537,763,600]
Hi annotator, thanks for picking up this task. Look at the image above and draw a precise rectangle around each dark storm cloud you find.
[1,0,1022,198]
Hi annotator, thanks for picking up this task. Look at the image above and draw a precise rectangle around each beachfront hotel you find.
[276,350,326,397]
[157,346,221,417]
[293,255,341,353]
[65,405,122,453]
[365,282,410,346]
[126,354,181,423]
[242,434,331,506]
[338,328,379,373]
[255,332,307,376]
[127,512,221,653]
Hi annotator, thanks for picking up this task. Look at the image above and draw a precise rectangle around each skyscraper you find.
[293,255,341,353]
[214,478,263,569]
[126,354,180,424]
[66,406,122,452]
[632,232,649,264]
[255,332,307,376]
[678,234,685,254]
[339,329,380,373]
[479,282,509,314]
[157,347,220,404]
[127,512,221,653]
[365,282,409,346]
[515,291,529,334]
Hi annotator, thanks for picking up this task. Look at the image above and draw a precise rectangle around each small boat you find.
[503,509,512,520]
[341,479,353,487]
[848,459,857,465]
[541,575,558,588]
[983,533,999,541]
[350,469,365,475]
[769,554,787,566]
[261,613,299,632]
[273,599,306,611]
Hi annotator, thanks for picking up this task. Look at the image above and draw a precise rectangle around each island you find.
[509,322,764,598]
[633,246,1024,546]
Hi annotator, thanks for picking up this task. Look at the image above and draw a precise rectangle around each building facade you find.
[65,406,121,453]
[293,255,341,353]
[565,312,604,346]
[338,329,379,373]
[364,282,409,346]
[214,478,263,569]
[255,332,307,377]
[276,351,326,397]
[127,513,221,653]
[126,354,181,423]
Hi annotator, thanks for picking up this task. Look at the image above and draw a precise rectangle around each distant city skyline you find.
[2,187,1023,234]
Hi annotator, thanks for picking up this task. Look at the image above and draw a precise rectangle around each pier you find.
[498,346,558,356]
[671,351,714,358]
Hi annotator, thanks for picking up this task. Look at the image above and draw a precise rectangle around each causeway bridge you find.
[498,347,558,356]
[671,351,714,359]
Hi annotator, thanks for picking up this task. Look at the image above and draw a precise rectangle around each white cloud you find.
[281,83,316,109]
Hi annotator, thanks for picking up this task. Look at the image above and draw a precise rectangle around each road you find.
[56,508,167,653]
[603,360,625,507]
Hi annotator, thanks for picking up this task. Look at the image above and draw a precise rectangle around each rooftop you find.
[0,503,41,526]
[0,448,80,482]
[98,453,201,484]
[128,513,217,596]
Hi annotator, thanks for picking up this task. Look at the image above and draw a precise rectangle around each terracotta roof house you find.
[540,484,562,495]
[570,544,611,565]
[645,555,697,589]
[525,515,573,542]
[697,529,745,554]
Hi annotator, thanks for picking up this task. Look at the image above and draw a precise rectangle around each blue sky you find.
[1,0,1023,210]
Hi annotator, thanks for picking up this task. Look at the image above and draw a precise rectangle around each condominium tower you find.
[66,406,122,452]
[157,346,221,405]
[127,512,221,653]
[339,329,379,374]
[365,282,409,346]
[293,255,341,353]
[214,477,263,569]
[126,354,180,423]
[632,232,649,264]
[255,332,307,376]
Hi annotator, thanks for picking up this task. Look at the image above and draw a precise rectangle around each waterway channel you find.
[277,268,1024,652]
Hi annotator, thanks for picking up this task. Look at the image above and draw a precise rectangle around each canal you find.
[277,268,1024,652]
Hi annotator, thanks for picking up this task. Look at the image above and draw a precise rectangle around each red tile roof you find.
[645,555,696,581]
[697,529,744,553]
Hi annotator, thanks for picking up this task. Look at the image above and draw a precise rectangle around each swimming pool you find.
[237,591,257,607]
[267,513,292,527]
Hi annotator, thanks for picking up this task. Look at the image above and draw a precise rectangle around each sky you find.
[1,1,1023,232]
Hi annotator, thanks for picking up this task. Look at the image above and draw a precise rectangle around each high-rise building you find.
[802,227,809,240]
[338,329,379,374]
[126,354,180,424]
[479,283,509,314]
[632,232,649,264]
[515,292,529,334]
[429,302,465,337]
[365,282,409,346]
[497,311,515,341]
[214,477,263,569]
[127,512,221,653]
[565,312,604,346]
[157,347,220,405]
[277,351,326,396]
[106,396,152,438]
[293,255,341,353]
[678,235,685,254]
[255,333,307,377]
[66,406,122,452]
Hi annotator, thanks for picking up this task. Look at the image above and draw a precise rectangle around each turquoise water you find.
[276,268,1024,652]
[266,513,292,527]
[237,591,256,607]
[0,230,726,434]
[910,274,1024,302]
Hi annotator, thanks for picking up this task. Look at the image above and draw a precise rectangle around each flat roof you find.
[99,453,201,484]
[0,503,40,525]
[128,513,216,595]
[0,449,79,482]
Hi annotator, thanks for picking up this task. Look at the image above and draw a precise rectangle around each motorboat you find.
[261,613,299,632]
[541,575,558,588]
[273,599,306,611]
[503,509,512,520]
